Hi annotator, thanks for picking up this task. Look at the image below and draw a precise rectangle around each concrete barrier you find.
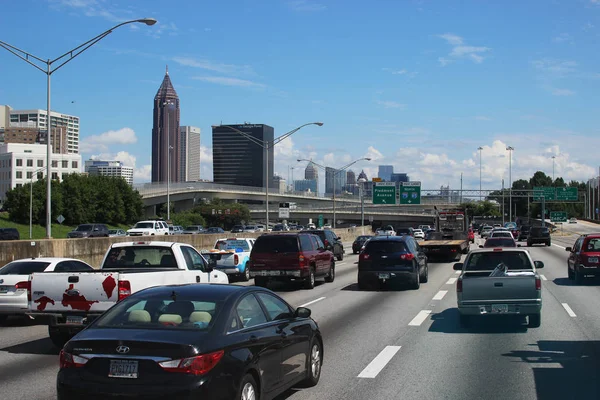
[0,226,372,268]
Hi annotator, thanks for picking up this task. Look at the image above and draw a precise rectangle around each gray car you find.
[182,225,204,234]
[67,224,109,238]
[108,229,127,237]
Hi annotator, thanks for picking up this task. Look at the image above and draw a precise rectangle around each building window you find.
[16,159,22,167]
[16,183,22,188]
[37,172,43,180]
[52,160,58,168]
[16,171,22,179]
[37,160,43,167]
[27,159,33,167]
[62,160,68,168]
[72,161,78,169]
[62,173,69,180]
[26,171,33,179]
[51,172,59,180]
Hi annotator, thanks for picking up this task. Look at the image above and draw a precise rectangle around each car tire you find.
[239,373,259,400]
[547,241,551,247]
[254,277,268,288]
[410,268,420,290]
[325,262,335,282]
[353,250,357,254]
[528,313,541,328]
[358,276,367,291]
[337,249,343,261]
[304,268,316,289]
[575,268,584,284]
[48,326,70,349]
[301,339,323,388]
[241,266,251,282]
[459,314,471,327]
[567,267,574,280]
[420,263,429,283]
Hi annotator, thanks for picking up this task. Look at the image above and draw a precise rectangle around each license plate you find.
[491,304,508,313]
[378,273,390,279]
[588,257,598,264]
[0,286,9,294]
[66,316,84,325]
[108,360,139,379]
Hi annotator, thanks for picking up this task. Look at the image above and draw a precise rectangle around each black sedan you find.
[57,284,323,400]
[352,235,373,253]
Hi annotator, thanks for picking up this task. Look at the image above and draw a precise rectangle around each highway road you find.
[1,237,600,399]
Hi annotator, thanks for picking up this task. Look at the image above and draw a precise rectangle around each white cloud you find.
[437,33,491,65]
[376,100,406,109]
[192,76,266,89]
[532,59,578,76]
[172,57,254,76]
[288,0,327,11]
[89,151,151,183]
[80,127,137,153]
[148,21,179,39]
[134,165,152,182]
[382,68,408,75]
[553,33,573,44]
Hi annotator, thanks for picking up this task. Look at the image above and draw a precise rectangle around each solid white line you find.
[446,277,457,285]
[552,244,566,250]
[299,297,326,308]
[357,346,402,378]
[455,270,461,274]
[408,310,432,326]
[432,290,448,301]
[540,274,548,281]
[562,303,577,317]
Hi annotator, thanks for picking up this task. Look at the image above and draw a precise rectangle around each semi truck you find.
[420,209,471,261]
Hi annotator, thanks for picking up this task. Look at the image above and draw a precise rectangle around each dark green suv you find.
[527,226,551,247]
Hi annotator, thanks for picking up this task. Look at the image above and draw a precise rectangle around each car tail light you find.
[359,253,370,261]
[15,281,29,290]
[457,279,463,293]
[234,254,239,265]
[299,254,306,267]
[324,239,329,247]
[118,280,131,301]
[493,248,503,252]
[400,253,415,261]
[159,350,224,375]
[535,277,541,291]
[59,350,88,368]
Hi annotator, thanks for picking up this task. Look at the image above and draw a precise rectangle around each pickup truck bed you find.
[421,237,470,261]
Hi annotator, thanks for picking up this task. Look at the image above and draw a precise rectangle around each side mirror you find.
[337,236,342,241]
[453,263,463,271]
[565,247,572,252]
[294,307,311,318]
[478,245,483,248]
[207,258,216,271]
[534,261,544,269]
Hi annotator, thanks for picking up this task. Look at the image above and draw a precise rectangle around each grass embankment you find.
[0,212,131,240]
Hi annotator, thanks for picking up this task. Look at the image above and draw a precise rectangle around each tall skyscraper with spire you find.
[152,66,181,183]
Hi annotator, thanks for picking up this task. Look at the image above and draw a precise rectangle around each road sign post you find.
[400,181,421,205]
[318,214,324,228]
[373,182,396,205]
[278,202,290,219]
[550,211,568,222]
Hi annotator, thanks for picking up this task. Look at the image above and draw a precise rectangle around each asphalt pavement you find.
[2,236,600,399]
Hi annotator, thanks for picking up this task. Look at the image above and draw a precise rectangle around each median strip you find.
[561,303,577,317]
[408,310,432,326]
[357,346,402,378]
[432,290,448,301]
[299,297,326,308]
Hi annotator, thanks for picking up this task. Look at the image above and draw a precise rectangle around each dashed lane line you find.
[299,297,326,308]
[561,303,577,317]
[408,310,432,326]
[446,277,457,285]
[552,244,567,250]
[540,274,547,281]
[432,290,448,301]
[357,346,402,378]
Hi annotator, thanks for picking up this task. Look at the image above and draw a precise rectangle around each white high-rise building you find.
[179,126,201,182]
[0,143,82,203]
[0,105,12,131]
[9,109,80,154]
[85,160,134,185]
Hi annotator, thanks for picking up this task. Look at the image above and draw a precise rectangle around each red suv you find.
[566,234,600,283]
[248,233,335,289]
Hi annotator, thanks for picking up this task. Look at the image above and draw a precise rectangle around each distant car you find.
[413,229,425,240]
[480,237,518,248]
[182,225,204,234]
[203,227,226,234]
[303,229,345,260]
[396,227,415,237]
[527,226,551,247]
[569,218,577,224]
[108,229,127,237]
[0,227,20,241]
[323,224,332,229]
[169,225,184,235]
[67,223,109,238]
[243,225,258,233]
[518,225,531,241]
[376,225,396,236]
[489,231,514,239]
[272,224,289,232]
[352,235,373,253]
[493,224,502,228]
[480,226,494,238]
[127,220,169,236]
[230,225,245,233]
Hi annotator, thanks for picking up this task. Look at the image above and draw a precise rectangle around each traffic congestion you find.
[1,216,600,399]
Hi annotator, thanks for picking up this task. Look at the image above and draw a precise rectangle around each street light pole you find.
[0,18,157,238]
[213,122,324,229]
[506,146,514,222]
[478,146,483,201]
[358,177,366,234]
[164,101,173,221]
[552,156,556,183]
[29,167,46,239]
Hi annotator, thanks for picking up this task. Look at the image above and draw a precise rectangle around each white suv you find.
[127,220,170,236]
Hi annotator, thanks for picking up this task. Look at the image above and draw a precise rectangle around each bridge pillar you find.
[144,205,157,218]
[174,199,195,213]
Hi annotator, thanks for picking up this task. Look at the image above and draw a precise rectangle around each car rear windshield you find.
[491,232,513,238]
[0,261,50,275]
[103,246,177,269]
[396,228,412,234]
[465,252,533,271]
[531,227,549,234]
[76,224,93,231]
[95,295,221,331]
[356,236,372,241]
[584,238,600,251]
[134,222,154,229]
[484,239,516,247]
[215,239,250,251]
[252,236,298,253]
[365,241,408,253]
[185,226,201,231]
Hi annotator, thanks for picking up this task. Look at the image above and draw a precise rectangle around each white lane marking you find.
[552,244,566,250]
[357,346,402,378]
[562,303,577,317]
[336,262,347,266]
[540,274,548,281]
[432,290,448,301]
[299,297,326,308]
[455,270,461,274]
[408,310,432,326]
[446,277,457,285]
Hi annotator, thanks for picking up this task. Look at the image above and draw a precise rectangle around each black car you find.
[230,225,245,233]
[57,284,323,400]
[527,226,551,247]
[518,225,531,241]
[67,224,110,238]
[0,227,20,240]
[303,229,344,260]
[357,235,428,290]
[396,227,415,237]
[203,227,226,234]
[480,237,518,248]
[352,235,373,254]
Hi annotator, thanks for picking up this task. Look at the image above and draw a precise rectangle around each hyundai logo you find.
[116,345,130,354]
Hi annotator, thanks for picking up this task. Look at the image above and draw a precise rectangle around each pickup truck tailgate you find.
[29,272,118,313]
[461,274,538,302]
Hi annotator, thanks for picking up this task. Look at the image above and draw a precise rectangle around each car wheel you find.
[304,268,315,289]
[547,241,551,247]
[459,314,471,327]
[242,266,251,282]
[567,267,574,280]
[410,268,420,290]
[358,276,367,291]
[301,339,322,387]
[353,250,357,254]
[254,277,268,288]
[575,268,584,284]
[239,374,259,400]
[325,262,335,282]
[337,250,343,261]
[420,262,428,283]
[528,313,541,328]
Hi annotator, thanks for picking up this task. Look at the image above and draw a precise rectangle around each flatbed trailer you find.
[420,236,470,261]
[421,209,471,261]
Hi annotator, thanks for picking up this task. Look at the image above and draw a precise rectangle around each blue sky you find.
[1,0,600,191]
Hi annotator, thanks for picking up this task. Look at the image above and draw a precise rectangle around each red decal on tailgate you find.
[34,296,55,311]
[102,275,116,299]
[61,284,98,311]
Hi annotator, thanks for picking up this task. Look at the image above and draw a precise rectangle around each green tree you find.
[193,201,251,229]
[171,212,206,228]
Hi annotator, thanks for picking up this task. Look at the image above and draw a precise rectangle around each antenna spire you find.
[166,64,169,75]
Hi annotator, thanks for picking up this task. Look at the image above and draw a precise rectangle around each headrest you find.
[128,309,151,322]
[158,314,182,325]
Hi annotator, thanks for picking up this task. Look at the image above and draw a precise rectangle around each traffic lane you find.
[559,220,600,236]
[525,245,600,341]
[350,271,600,400]
[276,250,471,399]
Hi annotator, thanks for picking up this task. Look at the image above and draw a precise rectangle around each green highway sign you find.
[373,182,396,205]
[318,214,324,228]
[533,187,555,201]
[400,181,421,205]
[550,211,568,222]
[556,187,578,201]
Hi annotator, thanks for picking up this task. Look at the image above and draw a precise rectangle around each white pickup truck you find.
[202,238,255,281]
[27,241,228,347]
